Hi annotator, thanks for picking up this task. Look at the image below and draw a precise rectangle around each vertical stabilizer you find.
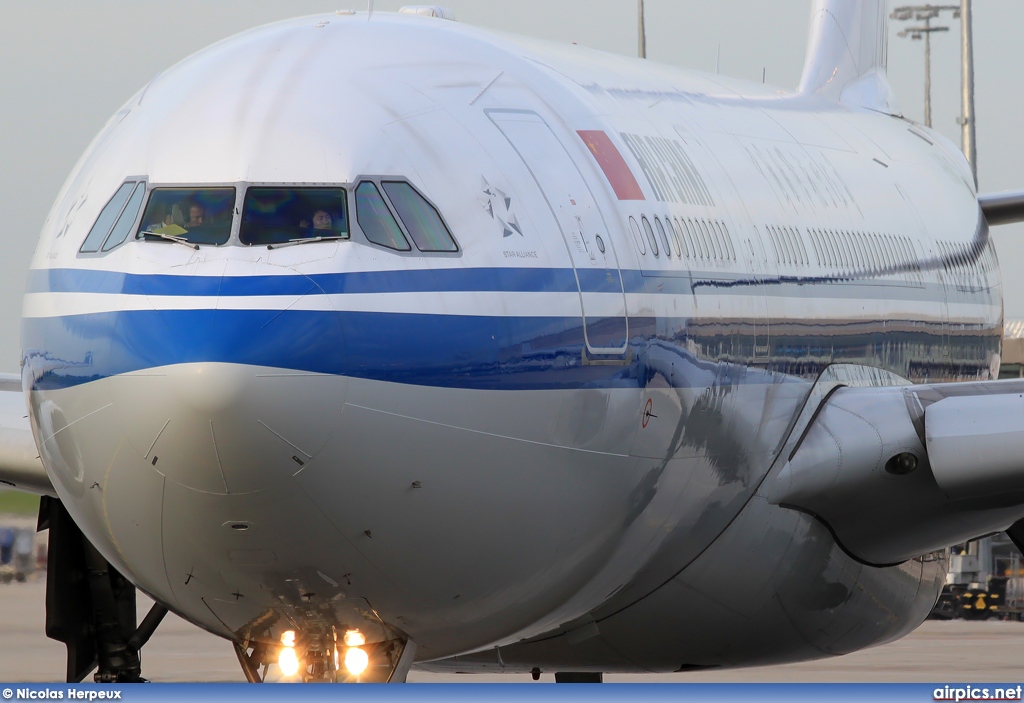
[798,0,899,114]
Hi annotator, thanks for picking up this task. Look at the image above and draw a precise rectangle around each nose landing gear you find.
[233,626,416,683]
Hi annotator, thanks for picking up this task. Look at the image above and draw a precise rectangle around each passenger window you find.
[689,220,708,259]
[810,230,824,266]
[791,228,806,265]
[654,217,671,258]
[80,182,136,253]
[699,221,718,260]
[670,218,685,258]
[138,187,235,246]
[356,182,410,251]
[382,181,457,252]
[642,217,659,257]
[717,222,735,261]
[240,187,349,246]
[629,216,647,255]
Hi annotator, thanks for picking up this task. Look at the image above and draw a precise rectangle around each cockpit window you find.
[80,181,141,253]
[355,181,411,251]
[137,187,235,246]
[102,183,147,251]
[240,187,350,246]
[381,181,458,252]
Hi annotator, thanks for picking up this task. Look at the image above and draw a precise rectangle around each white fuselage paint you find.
[19,13,995,671]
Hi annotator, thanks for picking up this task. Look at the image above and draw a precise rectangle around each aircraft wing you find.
[766,376,1024,565]
[0,373,52,496]
[980,190,1024,226]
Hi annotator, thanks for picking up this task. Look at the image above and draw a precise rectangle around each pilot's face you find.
[188,206,203,225]
[313,210,332,230]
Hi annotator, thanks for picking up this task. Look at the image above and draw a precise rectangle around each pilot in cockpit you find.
[186,204,205,228]
[150,203,187,236]
[298,209,334,238]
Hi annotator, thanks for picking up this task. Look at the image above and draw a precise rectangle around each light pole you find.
[959,0,977,187]
[891,4,958,128]
[638,0,647,59]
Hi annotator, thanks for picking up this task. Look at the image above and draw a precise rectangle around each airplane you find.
[3,0,1024,684]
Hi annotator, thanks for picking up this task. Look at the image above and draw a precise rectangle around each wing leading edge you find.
[0,373,52,496]
[979,190,1024,226]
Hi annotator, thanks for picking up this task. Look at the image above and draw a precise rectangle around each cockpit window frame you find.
[76,177,461,257]
[78,177,148,257]
[239,185,352,247]
[135,184,238,247]
[351,175,461,257]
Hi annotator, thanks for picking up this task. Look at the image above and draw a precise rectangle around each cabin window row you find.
[805,227,921,280]
[937,239,995,281]
[79,179,458,255]
[629,215,736,263]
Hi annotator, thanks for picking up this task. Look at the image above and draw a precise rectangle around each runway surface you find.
[2,576,1024,683]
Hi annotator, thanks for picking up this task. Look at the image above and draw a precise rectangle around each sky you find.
[1,1,1022,370]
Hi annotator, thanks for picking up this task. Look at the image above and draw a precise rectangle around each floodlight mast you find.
[891,4,957,128]
[959,0,977,187]
[638,0,647,59]
[890,1,977,186]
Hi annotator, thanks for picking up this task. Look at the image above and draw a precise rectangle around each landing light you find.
[278,646,300,677]
[281,630,296,648]
[343,629,366,647]
[344,646,369,676]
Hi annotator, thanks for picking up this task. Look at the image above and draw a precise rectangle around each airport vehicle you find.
[3,0,1024,684]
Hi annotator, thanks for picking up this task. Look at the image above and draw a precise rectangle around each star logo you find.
[481,176,523,238]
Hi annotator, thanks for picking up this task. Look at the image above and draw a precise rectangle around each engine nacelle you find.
[767,382,1024,565]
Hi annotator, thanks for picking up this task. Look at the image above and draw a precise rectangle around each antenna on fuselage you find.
[368,0,374,20]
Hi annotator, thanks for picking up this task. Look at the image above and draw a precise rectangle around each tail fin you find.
[798,0,899,115]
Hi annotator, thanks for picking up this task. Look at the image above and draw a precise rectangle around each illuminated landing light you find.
[344,647,369,676]
[278,646,300,677]
[281,630,297,648]
[344,629,366,647]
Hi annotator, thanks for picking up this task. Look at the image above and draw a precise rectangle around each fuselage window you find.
[642,216,659,257]
[713,221,728,261]
[356,181,411,251]
[629,216,647,255]
[718,222,736,261]
[80,181,138,253]
[884,235,896,270]
[670,218,685,258]
[809,230,824,266]
[690,220,708,260]
[778,227,792,265]
[240,187,349,246]
[381,181,458,253]
[138,187,235,246]
[783,227,797,265]
[654,217,671,258]
[792,228,807,265]
[766,227,781,264]
[699,220,718,260]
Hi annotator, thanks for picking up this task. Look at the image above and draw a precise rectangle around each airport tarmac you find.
[2,576,1024,683]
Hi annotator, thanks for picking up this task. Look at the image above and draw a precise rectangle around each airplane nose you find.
[108,262,349,494]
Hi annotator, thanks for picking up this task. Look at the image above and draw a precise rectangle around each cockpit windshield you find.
[240,188,349,246]
[137,188,235,245]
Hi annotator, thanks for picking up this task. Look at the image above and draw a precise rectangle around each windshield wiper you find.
[140,231,200,250]
[267,235,347,250]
